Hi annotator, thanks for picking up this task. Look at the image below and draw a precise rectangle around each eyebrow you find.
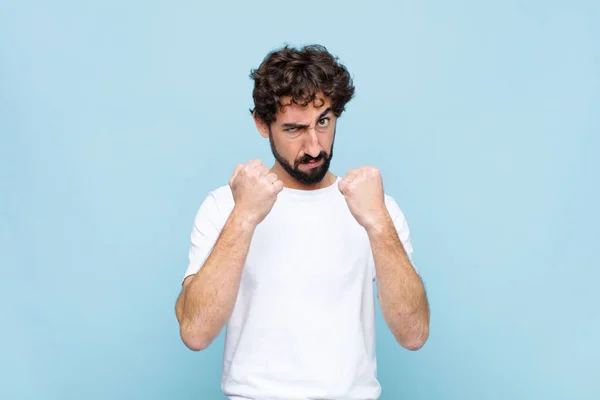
[281,107,332,130]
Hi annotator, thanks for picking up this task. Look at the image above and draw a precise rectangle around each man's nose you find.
[304,128,321,158]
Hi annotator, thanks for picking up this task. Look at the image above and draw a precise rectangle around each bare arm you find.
[176,208,256,351]
[175,159,282,351]
[367,216,430,351]
[337,166,430,350]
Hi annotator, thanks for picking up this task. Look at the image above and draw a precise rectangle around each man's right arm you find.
[175,208,257,351]
[175,159,283,351]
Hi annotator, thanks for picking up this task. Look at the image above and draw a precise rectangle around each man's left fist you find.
[338,166,389,231]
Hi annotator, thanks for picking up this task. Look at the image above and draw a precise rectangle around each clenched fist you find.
[338,166,389,231]
[229,159,284,226]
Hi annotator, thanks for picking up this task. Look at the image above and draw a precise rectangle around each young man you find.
[175,44,430,400]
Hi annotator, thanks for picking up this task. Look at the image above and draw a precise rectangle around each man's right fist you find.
[229,159,284,226]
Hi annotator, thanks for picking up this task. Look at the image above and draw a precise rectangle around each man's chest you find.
[241,200,373,294]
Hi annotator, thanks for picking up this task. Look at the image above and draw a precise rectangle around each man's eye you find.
[286,127,299,133]
[318,118,330,127]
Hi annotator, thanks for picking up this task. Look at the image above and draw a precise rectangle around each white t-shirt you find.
[183,176,415,400]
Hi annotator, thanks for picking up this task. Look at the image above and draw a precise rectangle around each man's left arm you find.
[339,166,430,351]
[367,207,430,350]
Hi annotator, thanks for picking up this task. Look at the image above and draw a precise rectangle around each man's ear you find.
[253,112,270,138]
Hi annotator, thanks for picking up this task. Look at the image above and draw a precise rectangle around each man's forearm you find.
[367,216,430,350]
[176,208,256,350]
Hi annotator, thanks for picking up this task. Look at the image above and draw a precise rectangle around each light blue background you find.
[1,1,598,399]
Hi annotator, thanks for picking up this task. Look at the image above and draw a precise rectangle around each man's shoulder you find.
[383,193,399,208]
[208,183,234,203]
[192,184,234,225]
[383,193,408,221]
[201,183,234,213]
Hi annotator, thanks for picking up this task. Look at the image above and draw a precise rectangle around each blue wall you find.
[1,1,598,399]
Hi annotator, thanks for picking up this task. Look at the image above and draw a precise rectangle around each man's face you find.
[263,95,336,185]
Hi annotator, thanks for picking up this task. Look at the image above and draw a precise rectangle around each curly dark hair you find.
[249,44,355,125]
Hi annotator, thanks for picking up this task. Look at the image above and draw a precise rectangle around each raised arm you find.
[339,166,429,350]
[175,160,283,351]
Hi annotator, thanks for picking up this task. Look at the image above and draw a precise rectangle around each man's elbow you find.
[180,326,212,351]
[397,326,429,351]
[400,337,428,351]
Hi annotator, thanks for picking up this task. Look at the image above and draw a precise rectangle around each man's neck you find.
[270,163,337,191]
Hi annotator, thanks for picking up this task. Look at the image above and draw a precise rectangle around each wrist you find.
[364,211,393,236]
[229,207,259,231]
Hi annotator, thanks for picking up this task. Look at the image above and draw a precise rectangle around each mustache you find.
[295,152,327,167]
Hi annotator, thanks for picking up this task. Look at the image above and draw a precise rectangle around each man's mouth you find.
[302,158,323,168]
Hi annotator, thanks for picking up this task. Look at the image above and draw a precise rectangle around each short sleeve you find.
[182,193,223,283]
[370,195,417,281]
[385,195,415,260]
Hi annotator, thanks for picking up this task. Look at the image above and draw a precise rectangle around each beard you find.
[268,129,335,186]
